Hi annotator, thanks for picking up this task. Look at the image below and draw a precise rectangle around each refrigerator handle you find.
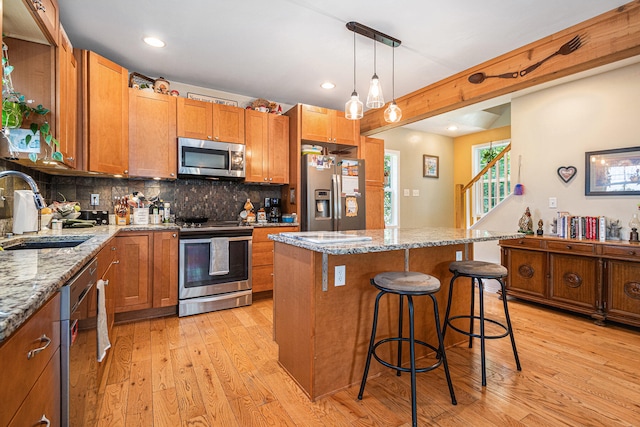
[334,173,342,221]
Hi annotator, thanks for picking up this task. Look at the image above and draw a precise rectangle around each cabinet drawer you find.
[8,347,60,427]
[253,243,274,266]
[253,226,299,242]
[546,241,595,254]
[502,238,543,249]
[602,245,640,261]
[0,293,60,427]
[253,265,274,293]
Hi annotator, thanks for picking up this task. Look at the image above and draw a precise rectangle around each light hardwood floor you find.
[94,292,640,426]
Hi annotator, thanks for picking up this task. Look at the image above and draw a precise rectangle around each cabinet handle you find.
[38,415,50,426]
[214,136,219,141]
[124,170,129,174]
[629,251,636,256]
[269,177,273,181]
[207,136,212,140]
[27,334,51,360]
[111,246,117,251]
[66,157,74,161]
[103,280,109,286]
[172,233,177,238]
[264,177,268,181]
[566,245,572,249]
[170,173,175,177]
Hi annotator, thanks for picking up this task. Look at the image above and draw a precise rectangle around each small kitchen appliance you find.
[268,198,281,222]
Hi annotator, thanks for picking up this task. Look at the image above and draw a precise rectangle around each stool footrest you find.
[445,315,510,340]
[372,337,443,374]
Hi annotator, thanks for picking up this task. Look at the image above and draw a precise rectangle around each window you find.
[472,140,510,216]
[384,150,400,227]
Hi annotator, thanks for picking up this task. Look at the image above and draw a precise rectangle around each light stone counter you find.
[0,223,179,342]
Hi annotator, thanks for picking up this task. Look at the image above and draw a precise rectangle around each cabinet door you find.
[213,104,245,143]
[301,105,332,142]
[128,89,177,179]
[176,97,213,139]
[365,185,384,229]
[332,110,359,146]
[549,253,598,309]
[57,26,77,168]
[606,260,640,325]
[504,248,546,298]
[25,0,60,46]
[86,51,129,175]
[363,136,384,186]
[245,110,269,183]
[153,231,179,308]
[115,233,152,312]
[268,114,289,184]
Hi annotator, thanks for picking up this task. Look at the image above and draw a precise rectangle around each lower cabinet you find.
[252,226,298,293]
[500,236,640,326]
[0,293,61,427]
[115,230,178,315]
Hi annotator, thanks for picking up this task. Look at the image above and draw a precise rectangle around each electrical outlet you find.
[456,251,463,261]
[403,189,410,197]
[549,197,557,208]
[335,265,346,286]
[412,189,419,197]
[91,194,99,206]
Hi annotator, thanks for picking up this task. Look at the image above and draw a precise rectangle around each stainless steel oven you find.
[178,224,253,316]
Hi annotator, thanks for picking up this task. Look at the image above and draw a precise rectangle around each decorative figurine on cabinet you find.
[518,207,534,234]
[537,219,544,236]
[607,219,622,241]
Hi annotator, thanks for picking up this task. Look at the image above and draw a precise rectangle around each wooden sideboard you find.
[500,236,640,327]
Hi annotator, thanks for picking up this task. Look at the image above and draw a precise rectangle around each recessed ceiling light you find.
[447,125,458,131]
[321,82,336,90]
[144,37,165,48]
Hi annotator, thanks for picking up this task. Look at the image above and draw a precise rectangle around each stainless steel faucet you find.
[0,170,46,209]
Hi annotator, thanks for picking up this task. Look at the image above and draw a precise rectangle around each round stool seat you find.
[372,271,441,293]
[449,260,507,279]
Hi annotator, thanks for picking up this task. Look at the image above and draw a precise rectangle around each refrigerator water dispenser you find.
[314,190,331,219]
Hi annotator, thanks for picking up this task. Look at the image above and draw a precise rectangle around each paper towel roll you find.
[13,190,39,234]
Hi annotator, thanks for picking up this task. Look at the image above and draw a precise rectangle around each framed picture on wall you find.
[423,154,439,178]
[585,146,640,195]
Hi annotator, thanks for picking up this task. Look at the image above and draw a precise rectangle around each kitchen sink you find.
[1,236,91,251]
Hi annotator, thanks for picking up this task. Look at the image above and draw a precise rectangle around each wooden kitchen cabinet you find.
[245,110,289,184]
[301,104,359,146]
[176,97,245,143]
[128,88,177,179]
[56,25,77,168]
[252,226,298,293]
[24,0,60,46]
[114,232,152,312]
[500,236,640,326]
[0,293,60,427]
[152,230,179,307]
[362,136,384,229]
[81,50,129,175]
[114,230,178,316]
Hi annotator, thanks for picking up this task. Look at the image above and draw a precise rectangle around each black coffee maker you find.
[265,198,281,222]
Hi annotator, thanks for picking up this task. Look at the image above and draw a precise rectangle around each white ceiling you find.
[57,0,630,136]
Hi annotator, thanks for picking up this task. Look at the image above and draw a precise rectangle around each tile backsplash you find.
[1,159,283,231]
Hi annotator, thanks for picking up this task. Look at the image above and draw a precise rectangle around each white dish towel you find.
[96,279,111,362]
[209,237,230,275]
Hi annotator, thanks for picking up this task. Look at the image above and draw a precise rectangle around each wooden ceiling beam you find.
[360,1,640,135]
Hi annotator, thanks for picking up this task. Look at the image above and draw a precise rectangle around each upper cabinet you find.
[245,110,289,184]
[128,89,177,179]
[81,51,129,175]
[300,104,359,146]
[56,25,77,168]
[3,0,59,46]
[176,97,245,144]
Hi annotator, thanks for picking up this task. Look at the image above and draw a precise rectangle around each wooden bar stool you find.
[358,271,457,427]
[442,260,521,386]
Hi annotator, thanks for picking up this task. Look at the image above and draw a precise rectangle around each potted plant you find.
[2,42,61,162]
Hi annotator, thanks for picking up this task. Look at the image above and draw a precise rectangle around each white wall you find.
[376,127,455,228]
[474,61,640,262]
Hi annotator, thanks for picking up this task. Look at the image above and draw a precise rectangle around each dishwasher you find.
[60,257,98,427]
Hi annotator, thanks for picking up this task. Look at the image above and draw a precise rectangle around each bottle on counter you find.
[163,202,171,223]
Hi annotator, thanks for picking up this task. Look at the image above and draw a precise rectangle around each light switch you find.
[403,189,410,197]
[412,189,419,197]
[549,197,557,208]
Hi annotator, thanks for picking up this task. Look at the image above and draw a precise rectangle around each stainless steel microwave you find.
[178,138,245,178]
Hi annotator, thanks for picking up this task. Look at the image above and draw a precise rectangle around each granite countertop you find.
[268,227,525,255]
[252,222,299,228]
[0,223,179,342]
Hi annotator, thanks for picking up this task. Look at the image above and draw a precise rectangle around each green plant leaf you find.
[3,65,13,76]
[45,134,52,145]
[25,134,32,145]
[40,122,50,134]
[30,122,38,134]
[28,152,37,162]
[52,151,63,162]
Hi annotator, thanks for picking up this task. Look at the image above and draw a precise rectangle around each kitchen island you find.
[269,227,523,401]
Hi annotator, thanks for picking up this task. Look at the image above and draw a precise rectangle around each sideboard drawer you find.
[501,238,543,249]
[547,240,595,254]
[602,245,640,261]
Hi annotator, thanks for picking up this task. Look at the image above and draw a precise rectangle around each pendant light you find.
[345,31,363,120]
[384,44,402,123]
[366,40,384,108]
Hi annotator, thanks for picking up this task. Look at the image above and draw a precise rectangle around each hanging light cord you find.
[373,39,377,75]
[353,31,357,92]
[391,45,395,100]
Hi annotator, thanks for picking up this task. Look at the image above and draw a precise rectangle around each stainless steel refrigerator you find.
[300,154,366,231]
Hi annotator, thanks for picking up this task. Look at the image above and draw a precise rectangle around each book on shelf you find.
[555,212,608,241]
